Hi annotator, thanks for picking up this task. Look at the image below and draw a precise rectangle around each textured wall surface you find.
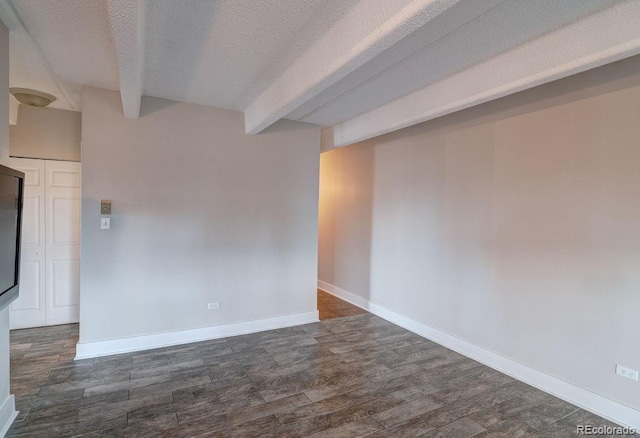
[319,56,640,410]
[80,87,320,343]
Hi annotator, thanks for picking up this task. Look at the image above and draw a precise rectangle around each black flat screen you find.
[0,173,20,295]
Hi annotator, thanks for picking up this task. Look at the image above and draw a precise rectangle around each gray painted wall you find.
[80,87,320,343]
[10,106,81,161]
[319,55,640,410]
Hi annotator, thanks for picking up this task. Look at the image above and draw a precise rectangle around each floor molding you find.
[75,311,319,360]
[0,394,17,438]
[317,280,640,430]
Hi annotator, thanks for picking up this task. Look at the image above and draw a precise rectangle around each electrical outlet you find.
[616,364,639,381]
[207,302,220,310]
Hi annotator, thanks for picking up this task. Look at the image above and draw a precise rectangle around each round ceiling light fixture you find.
[10,88,56,108]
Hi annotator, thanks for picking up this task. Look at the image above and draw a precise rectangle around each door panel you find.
[51,198,81,245]
[8,158,46,329]
[11,261,41,310]
[50,261,80,307]
[50,169,81,188]
[22,195,42,245]
[45,160,81,326]
[8,158,81,328]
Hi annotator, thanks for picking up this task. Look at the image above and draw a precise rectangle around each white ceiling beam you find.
[107,0,145,119]
[243,0,462,135]
[333,0,640,148]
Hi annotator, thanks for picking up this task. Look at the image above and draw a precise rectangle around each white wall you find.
[10,106,81,161]
[80,87,319,345]
[319,55,640,412]
[0,309,11,431]
[0,17,17,437]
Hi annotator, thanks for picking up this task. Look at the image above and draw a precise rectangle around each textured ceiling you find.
[1,0,639,145]
[144,0,359,110]
[6,0,118,110]
[0,0,358,112]
[293,0,620,126]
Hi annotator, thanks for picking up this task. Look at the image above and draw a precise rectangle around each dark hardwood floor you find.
[7,295,632,437]
[317,289,367,321]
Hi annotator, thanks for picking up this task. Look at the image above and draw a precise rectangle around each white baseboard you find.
[75,311,319,360]
[318,280,640,430]
[0,394,17,438]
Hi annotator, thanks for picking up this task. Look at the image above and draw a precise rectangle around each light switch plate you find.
[101,217,110,229]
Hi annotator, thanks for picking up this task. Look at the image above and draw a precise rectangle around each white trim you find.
[318,280,640,430]
[75,311,319,360]
[318,280,371,309]
[0,394,17,438]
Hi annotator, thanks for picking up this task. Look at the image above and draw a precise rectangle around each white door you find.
[45,160,81,325]
[8,158,81,329]
[8,158,46,329]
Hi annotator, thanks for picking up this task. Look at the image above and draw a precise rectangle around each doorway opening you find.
[317,288,367,321]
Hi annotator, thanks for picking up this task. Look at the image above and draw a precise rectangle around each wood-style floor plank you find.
[6,293,632,437]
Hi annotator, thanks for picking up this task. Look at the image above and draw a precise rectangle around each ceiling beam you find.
[243,0,462,135]
[333,0,640,148]
[107,0,145,119]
